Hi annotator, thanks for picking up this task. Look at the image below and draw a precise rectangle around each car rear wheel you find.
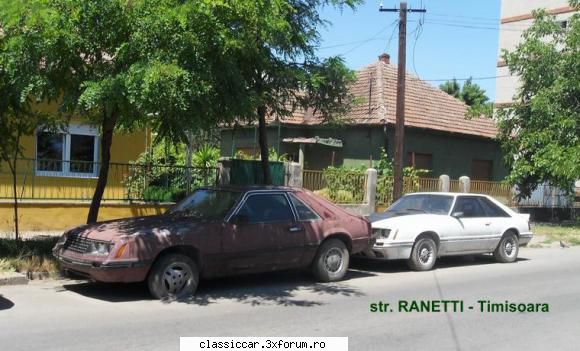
[147,254,199,300]
[312,239,349,282]
[494,232,519,263]
[407,237,437,271]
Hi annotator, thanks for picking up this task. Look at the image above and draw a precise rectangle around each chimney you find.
[378,53,390,64]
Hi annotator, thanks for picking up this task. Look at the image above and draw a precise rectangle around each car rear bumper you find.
[519,232,533,246]
[364,241,413,260]
[54,252,150,283]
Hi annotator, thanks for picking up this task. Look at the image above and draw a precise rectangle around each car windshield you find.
[387,194,454,215]
[166,189,241,219]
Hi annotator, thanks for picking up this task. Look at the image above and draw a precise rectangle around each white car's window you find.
[453,197,487,218]
[478,197,511,218]
[388,194,454,215]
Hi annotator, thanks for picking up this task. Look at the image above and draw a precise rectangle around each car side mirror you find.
[451,211,464,218]
[231,214,249,225]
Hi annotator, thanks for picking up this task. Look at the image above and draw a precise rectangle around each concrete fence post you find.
[285,162,303,188]
[439,174,450,192]
[365,168,378,213]
[217,159,231,185]
[459,176,470,193]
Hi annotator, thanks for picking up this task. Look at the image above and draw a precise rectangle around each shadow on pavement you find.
[0,295,15,311]
[61,269,374,306]
[351,254,530,273]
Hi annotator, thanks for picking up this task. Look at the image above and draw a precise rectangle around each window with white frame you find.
[36,124,100,177]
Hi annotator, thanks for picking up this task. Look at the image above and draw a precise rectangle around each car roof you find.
[404,192,489,197]
[201,185,300,193]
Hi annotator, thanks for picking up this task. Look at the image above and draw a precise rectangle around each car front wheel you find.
[408,237,437,271]
[147,254,199,300]
[494,232,519,263]
[312,239,349,282]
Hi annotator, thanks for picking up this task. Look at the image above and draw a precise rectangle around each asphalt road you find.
[1,247,579,351]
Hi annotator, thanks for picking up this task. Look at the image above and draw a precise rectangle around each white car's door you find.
[446,196,494,253]
[477,197,513,250]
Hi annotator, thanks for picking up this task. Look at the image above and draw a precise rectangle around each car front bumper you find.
[54,251,150,283]
[364,241,414,260]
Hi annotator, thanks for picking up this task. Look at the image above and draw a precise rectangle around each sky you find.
[317,0,503,100]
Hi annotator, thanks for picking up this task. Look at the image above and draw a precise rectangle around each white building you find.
[495,0,577,106]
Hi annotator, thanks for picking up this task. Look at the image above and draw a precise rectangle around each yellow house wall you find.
[0,202,171,232]
[0,105,150,201]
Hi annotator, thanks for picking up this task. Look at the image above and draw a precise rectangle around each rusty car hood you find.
[67,214,204,241]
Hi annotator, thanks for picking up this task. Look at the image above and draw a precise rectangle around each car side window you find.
[454,197,486,218]
[289,193,320,221]
[478,197,510,218]
[236,193,294,224]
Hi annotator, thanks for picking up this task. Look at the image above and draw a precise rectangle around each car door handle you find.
[485,222,491,226]
[288,226,304,233]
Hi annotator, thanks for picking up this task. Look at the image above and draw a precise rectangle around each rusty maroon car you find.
[53,186,372,299]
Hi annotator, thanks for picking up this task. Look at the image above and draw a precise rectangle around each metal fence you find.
[0,159,218,202]
[302,169,366,204]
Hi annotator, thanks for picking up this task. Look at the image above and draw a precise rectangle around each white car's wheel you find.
[494,232,519,263]
[408,237,437,271]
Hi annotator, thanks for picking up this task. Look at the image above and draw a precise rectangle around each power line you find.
[318,22,395,52]
[420,75,511,82]
[423,20,526,32]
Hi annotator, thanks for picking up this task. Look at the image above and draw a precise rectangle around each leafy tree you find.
[497,3,580,198]
[215,0,360,184]
[0,11,59,239]
[9,0,241,223]
[440,78,489,107]
[461,78,489,107]
[439,79,461,99]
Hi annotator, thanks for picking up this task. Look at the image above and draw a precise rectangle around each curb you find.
[0,272,29,286]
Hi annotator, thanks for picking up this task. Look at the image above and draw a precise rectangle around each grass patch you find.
[0,237,60,277]
[532,223,580,246]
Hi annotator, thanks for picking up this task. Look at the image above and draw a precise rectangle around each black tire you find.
[312,239,349,282]
[147,254,199,300]
[407,237,437,271]
[494,232,519,263]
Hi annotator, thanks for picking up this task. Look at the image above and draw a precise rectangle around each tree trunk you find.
[257,105,272,185]
[10,161,19,241]
[87,112,118,224]
[9,131,22,241]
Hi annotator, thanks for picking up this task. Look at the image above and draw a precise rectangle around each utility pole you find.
[380,1,426,201]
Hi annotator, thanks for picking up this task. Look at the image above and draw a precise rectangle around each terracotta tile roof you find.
[271,60,498,139]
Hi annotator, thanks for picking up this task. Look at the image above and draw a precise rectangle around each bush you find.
[142,186,187,202]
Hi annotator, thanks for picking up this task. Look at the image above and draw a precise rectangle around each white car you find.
[366,192,533,271]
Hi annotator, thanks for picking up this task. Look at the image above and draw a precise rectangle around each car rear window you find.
[289,193,320,221]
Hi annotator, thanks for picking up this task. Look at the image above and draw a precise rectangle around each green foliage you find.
[321,167,366,203]
[233,148,288,162]
[192,145,220,168]
[439,78,490,107]
[142,186,186,203]
[0,238,59,275]
[123,143,218,201]
[497,4,580,198]
[439,79,461,99]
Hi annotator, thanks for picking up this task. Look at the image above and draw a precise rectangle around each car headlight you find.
[87,241,112,256]
[56,233,68,246]
[372,228,391,239]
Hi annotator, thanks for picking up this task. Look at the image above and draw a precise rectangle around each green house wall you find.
[220,125,508,181]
